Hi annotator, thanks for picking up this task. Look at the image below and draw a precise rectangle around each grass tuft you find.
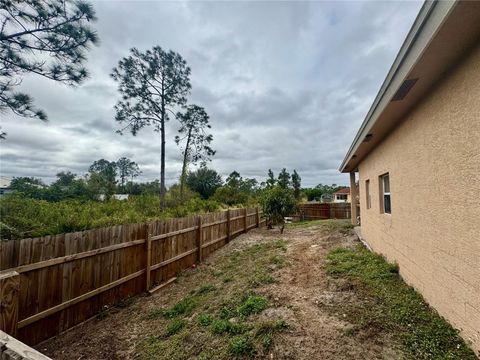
[249,269,275,287]
[270,255,287,268]
[165,319,186,337]
[197,284,216,295]
[197,314,213,327]
[236,295,268,317]
[229,334,256,356]
[210,319,245,335]
[159,295,199,319]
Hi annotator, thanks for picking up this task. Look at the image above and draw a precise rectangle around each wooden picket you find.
[0,208,265,346]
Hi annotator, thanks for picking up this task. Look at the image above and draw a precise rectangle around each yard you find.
[36,220,476,360]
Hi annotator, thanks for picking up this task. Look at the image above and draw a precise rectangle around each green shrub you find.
[259,186,297,233]
[0,193,220,239]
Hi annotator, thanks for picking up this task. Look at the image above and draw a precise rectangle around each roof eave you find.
[339,0,458,173]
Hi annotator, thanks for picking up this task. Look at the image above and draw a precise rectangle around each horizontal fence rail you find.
[0,208,265,346]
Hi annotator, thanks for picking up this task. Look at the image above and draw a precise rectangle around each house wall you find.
[358,42,480,353]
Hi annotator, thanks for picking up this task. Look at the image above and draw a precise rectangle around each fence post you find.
[243,208,248,232]
[197,216,203,262]
[145,224,152,292]
[0,270,19,337]
[226,210,231,243]
[256,207,260,228]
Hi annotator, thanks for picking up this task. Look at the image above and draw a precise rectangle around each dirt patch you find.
[262,224,402,360]
[37,221,402,359]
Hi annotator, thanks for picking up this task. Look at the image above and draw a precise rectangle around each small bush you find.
[259,186,297,233]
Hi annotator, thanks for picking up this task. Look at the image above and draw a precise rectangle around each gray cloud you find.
[0,0,422,187]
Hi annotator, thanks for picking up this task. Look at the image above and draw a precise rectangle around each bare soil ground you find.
[37,220,402,359]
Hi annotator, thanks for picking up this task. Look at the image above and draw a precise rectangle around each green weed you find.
[236,295,268,317]
[229,334,256,356]
[197,314,213,327]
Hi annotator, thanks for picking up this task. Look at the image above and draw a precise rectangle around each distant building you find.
[333,187,350,203]
[0,176,14,197]
[320,193,332,203]
[98,194,129,201]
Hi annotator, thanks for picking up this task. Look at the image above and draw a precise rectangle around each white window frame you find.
[380,173,391,214]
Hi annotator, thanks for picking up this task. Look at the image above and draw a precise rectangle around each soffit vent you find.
[363,133,373,142]
[391,78,418,101]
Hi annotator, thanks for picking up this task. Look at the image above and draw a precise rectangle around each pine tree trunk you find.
[160,100,166,211]
[179,129,192,202]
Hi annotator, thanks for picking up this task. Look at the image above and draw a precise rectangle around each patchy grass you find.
[325,246,477,360]
[137,239,290,359]
[288,219,354,233]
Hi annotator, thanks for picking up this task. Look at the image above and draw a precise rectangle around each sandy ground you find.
[37,223,402,359]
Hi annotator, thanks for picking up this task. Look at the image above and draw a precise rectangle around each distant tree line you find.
[7,162,344,205]
[8,157,143,201]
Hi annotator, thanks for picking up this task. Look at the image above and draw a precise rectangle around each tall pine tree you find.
[111,47,191,210]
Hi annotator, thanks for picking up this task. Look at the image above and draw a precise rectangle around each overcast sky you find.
[0,0,423,187]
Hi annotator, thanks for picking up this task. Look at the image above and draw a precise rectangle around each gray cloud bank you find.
[0,0,422,187]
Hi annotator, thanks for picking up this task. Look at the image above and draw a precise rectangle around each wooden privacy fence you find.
[0,207,265,346]
[295,203,351,220]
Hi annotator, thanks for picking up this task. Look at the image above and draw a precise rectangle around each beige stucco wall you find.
[358,42,480,354]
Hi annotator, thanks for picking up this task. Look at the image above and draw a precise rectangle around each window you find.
[365,180,371,209]
[380,173,391,214]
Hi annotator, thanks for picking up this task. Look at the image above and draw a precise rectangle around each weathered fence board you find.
[0,208,263,346]
[295,203,351,220]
